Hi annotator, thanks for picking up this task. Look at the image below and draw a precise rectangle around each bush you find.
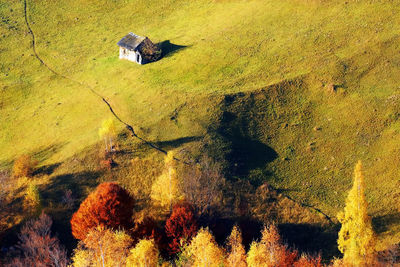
[12,155,37,178]
[70,182,135,240]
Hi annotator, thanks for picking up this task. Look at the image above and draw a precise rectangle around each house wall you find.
[119,47,143,64]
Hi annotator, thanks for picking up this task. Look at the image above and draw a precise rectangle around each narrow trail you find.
[23,0,172,159]
[22,0,333,223]
[284,194,334,225]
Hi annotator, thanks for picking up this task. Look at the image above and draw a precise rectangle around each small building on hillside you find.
[117,32,161,64]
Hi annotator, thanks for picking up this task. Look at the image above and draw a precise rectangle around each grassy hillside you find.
[1,0,400,252]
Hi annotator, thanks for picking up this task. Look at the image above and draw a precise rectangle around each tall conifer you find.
[337,161,376,266]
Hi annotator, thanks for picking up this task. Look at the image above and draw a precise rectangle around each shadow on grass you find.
[155,136,202,150]
[40,171,102,253]
[372,213,400,234]
[157,40,189,58]
[41,171,102,205]
[0,143,67,170]
[227,135,278,176]
[198,216,263,250]
[207,128,278,179]
[204,97,279,181]
[31,143,67,162]
[279,223,340,260]
[33,162,62,176]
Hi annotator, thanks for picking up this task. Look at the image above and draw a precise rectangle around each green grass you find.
[1,0,400,252]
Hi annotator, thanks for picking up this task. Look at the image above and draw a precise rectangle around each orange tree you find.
[70,182,134,240]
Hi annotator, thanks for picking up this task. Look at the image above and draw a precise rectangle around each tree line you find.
[1,119,394,266]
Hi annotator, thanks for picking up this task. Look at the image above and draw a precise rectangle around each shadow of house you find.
[157,40,188,58]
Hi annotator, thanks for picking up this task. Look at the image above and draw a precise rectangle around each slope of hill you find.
[1,0,400,252]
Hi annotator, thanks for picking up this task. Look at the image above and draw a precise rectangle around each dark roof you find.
[117,33,146,51]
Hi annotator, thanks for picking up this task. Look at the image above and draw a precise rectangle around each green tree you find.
[337,160,376,266]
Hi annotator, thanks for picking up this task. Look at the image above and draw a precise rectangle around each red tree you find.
[70,182,134,240]
[165,202,199,255]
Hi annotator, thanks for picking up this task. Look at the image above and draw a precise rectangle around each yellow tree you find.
[246,225,296,267]
[226,225,247,267]
[184,228,225,267]
[126,239,159,267]
[98,119,116,152]
[337,160,376,266]
[151,151,183,209]
[72,226,132,267]
[24,183,42,214]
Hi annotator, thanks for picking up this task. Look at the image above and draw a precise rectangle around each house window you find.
[136,54,140,63]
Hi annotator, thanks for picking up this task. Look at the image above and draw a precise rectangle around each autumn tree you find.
[337,161,376,266]
[226,225,247,267]
[165,202,199,255]
[182,155,225,216]
[24,183,42,214]
[72,226,132,267]
[126,239,160,267]
[7,212,68,267]
[246,224,297,267]
[70,182,134,240]
[151,151,183,209]
[98,119,117,153]
[13,154,37,178]
[293,254,323,267]
[183,228,225,266]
